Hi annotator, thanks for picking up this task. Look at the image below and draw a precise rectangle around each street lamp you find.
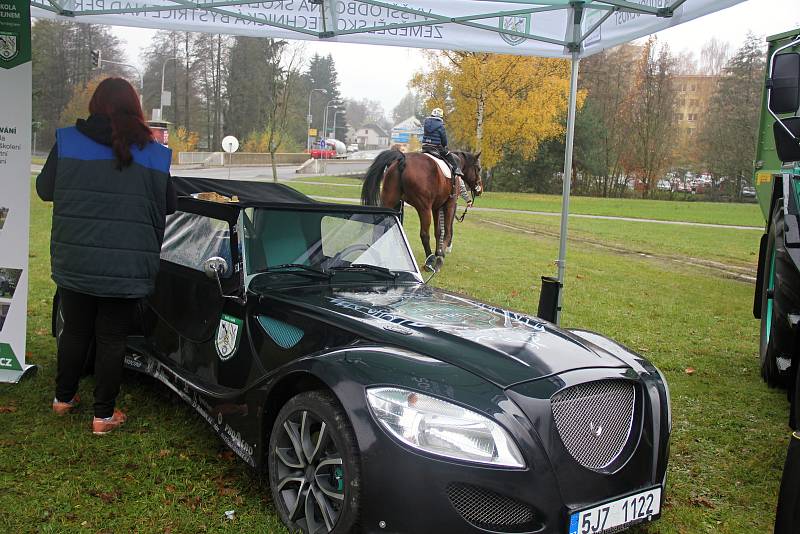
[306,88,327,151]
[323,98,341,139]
[160,56,179,121]
[332,110,346,141]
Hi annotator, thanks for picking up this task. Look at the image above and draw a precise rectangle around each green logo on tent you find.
[499,14,531,46]
[0,343,22,371]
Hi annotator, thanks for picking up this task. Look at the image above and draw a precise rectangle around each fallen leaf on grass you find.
[218,450,236,462]
[179,495,202,511]
[685,367,696,375]
[158,449,171,458]
[0,406,17,413]
[165,484,176,494]
[689,496,715,508]
[88,489,120,504]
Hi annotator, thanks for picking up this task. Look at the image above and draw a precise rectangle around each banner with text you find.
[32,0,745,58]
[0,0,34,383]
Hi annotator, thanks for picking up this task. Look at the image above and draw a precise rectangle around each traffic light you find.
[91,49,102,69]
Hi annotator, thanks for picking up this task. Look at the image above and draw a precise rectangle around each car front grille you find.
[551,379,636,470]
[446,483,537,532]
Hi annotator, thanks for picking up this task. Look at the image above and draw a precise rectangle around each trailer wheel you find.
[760,204,800,388]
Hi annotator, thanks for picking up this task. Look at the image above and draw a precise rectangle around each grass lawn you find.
[0,179,787,532]
[290,177,764,227]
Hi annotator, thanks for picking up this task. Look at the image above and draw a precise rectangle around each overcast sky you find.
[110,0,799,118]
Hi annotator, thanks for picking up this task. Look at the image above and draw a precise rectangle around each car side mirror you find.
[203,256,228,279]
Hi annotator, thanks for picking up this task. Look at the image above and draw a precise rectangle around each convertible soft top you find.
[171,176,314,206]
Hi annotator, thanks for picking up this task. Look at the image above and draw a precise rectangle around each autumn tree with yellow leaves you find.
[411,52,579,170]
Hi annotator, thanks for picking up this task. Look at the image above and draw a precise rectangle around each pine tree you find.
[306,54,347,141]
[224,37,281,140]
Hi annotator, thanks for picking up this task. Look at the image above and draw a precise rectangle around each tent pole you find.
[556,51,580,325]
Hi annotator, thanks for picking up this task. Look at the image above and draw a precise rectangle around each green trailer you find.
[754,28,800,392]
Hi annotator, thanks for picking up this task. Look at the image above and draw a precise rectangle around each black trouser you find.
[55,288,137,418]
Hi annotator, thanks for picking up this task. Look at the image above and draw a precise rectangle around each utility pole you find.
[323,99,340,139]
[160,56,178,121]
[306,88,327,151]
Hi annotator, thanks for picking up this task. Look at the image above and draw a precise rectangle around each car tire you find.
[268,390,361,534]
[760,203,800,388]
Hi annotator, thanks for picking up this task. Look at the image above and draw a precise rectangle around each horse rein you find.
[455,190,475,223]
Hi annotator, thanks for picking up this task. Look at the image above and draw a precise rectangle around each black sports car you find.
[54,177,671,534]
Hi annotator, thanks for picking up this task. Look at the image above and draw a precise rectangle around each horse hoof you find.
[424,254,436,272]
[434,256,445,272]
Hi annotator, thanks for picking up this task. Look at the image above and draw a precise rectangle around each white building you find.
[354,124,390,150]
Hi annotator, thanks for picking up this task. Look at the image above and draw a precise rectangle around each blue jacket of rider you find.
[422,116,448,147]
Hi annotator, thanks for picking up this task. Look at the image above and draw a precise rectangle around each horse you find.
[361,149,483,272]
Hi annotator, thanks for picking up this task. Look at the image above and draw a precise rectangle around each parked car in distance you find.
[347,143,359,153]
[53,176,671,534]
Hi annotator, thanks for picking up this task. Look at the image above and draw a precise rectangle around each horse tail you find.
[361,149,405,206]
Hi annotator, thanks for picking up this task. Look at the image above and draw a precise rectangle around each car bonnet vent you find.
[446,483,539,532]
[551,379,636,471]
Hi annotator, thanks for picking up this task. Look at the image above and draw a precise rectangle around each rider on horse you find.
[422,108,463,179]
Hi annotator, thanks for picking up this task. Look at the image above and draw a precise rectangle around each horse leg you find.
[432,207,445,272]
[444,199,457,255]
[416,207,436,272]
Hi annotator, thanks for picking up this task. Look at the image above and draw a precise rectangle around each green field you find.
[0,180,787,533]
[289,176,764,227]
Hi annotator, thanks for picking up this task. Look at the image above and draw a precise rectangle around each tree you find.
[576,44,641,197]
[306,54,347,141]
[193,34,228,150]
[699,34,765,200]
[622,38,678,198]
[700,37,731,75]
[224,37,280,140]
[392,91,423,124]
[58,77,104,128]
[32,20,128,147]
[346,98,387,129]
[411,52,577,170]
[262,42,305,182]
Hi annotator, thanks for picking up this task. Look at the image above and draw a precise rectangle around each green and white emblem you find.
[215,314,243,361]
[499,14,531,47]
[0,33,18,62]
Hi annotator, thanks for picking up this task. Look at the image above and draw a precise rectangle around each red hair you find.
[89,77,153,168]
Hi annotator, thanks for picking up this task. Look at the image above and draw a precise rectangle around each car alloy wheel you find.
[269,390,360,534]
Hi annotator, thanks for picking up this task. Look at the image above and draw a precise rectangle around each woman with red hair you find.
[37,77,176,435]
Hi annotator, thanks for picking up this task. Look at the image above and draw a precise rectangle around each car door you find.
[145,205,253,390]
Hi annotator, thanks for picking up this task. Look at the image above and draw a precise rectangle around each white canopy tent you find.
[31,0,745,324]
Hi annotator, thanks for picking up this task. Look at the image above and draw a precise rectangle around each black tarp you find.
[171,176,314,206]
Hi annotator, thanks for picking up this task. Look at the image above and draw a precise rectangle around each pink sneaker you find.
[92,409,127,435]
[52,395,81,415]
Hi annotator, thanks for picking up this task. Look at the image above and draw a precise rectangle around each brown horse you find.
[361,149,482,272]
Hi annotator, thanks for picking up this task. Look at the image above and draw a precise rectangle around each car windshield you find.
[242,207,417,276]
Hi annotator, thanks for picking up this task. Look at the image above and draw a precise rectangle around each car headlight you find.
[366,387,525,468]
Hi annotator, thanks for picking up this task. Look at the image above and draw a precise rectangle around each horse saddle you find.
[423,152,452,179]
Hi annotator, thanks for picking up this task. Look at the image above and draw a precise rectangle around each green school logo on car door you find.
[215,314,243,361]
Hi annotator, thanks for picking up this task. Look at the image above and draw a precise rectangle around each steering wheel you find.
[330,243,374,266]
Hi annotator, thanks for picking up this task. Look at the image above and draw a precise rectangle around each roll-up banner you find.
[0,0,35,383]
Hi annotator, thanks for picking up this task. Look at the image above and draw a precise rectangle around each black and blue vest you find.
[52,127,172,298]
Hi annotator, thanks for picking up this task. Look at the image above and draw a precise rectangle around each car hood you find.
[258,283,629,388]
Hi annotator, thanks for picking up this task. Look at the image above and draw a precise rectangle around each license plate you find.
[568,487,661,534]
